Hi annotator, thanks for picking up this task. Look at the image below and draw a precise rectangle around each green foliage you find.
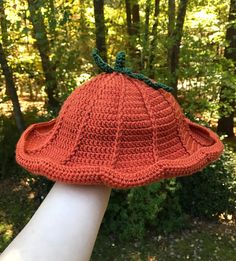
[92,221,236,261]
[177,145,236,219]
[0,0,235,247]
[1,0,234,129]
[0,113,20,180]
[102,179,185,241]
[102,142,236,242]
[0,183,38,252]
[0,108,53,194]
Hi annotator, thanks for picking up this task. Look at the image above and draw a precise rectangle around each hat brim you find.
[16,118,224,189]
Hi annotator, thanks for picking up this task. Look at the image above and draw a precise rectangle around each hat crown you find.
[17,69,223,188]
[30,72,211,173]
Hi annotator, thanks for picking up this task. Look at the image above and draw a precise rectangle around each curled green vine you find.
[92,48,173,93]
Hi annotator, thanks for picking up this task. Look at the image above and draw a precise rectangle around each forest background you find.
[0,0,235,260]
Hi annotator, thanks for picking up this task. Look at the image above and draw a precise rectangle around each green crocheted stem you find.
[92,48,114,73]
[92,48,173,93]
[114,51,126,70]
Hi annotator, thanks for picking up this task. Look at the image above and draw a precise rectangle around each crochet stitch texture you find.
[16,52,224,189]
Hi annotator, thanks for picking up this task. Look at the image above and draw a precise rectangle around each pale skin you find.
[0,182,112,261]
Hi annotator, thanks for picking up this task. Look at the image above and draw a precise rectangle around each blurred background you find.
[0,0,235,260]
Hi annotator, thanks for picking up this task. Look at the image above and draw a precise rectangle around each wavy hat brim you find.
[15,117,224,189]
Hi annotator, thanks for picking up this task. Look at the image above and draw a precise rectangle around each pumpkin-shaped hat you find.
[16,49,224,189]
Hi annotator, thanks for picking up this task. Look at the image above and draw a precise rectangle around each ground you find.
[0,175,235,261]
[92,220,236,261]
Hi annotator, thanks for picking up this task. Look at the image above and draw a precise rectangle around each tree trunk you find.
[142,0,151,69]
[0,43,25,133]
[0,0,9,47]
[48,0,57,41]
[125,0,132,36]
[93,0,107,62]
[167,0,175,70]
[0,0,10,97]
[27,0,59,109]
[168,0,188,98]
[132,3,140,36]
[217,0,236,138]
[144,0,150,44]
[125,0,141,70]
[149,0,160,78]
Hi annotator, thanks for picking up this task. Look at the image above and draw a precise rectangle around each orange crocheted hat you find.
[16,49,224,189]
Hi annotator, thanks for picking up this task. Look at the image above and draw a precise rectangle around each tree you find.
[0,0,9,97]
[142,0,151,70]
[167,0,175,67]
[0,43,25,133]
[93,0,107,62]
[0,0,9,47]
[148,0,161,78]
[167,0,189,97]
[27,0,59,109]
[217,0,236,138]
[0,0,25,133]
[125,0,141,69]
[48,0,57,42]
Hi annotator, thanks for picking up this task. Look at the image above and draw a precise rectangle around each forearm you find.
[0,182,111,261]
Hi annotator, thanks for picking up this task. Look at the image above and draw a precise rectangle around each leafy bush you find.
[102,142,236,241]
[102,179,186,241]
[0,113,20,181]
[1,108,235,243]
[177,145,236,219]
[0,108,54,196]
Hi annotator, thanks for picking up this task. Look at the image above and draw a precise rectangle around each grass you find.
[0,176,39,252]
[91,220,236,261]
[0,175,235,260]
[0,172,53,252]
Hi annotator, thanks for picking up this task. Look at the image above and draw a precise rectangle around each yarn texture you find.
[15,52,224,189]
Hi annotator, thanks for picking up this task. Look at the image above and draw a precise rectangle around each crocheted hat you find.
[16,49,224,189]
